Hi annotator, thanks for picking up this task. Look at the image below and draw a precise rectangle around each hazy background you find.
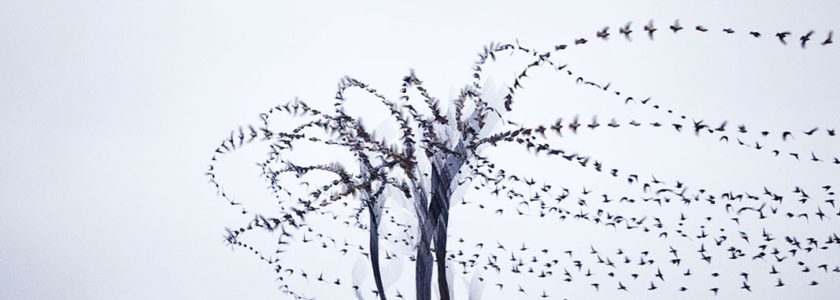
[1,1,839,299]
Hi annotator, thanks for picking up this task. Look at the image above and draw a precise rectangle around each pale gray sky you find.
[1,1,839,299]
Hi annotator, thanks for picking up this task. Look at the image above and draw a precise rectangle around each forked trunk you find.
[418,143,467,300]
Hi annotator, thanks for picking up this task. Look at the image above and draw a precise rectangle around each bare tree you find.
[206,21,838,299]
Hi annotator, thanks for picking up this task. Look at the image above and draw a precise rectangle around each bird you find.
[655,268,665,281]
[741,281,752,292]
[782,131,794,141]
[620,22,633,40]
[670,20,683,33]
[597,27,610,39]
[823,31,834,45]
[777,31,791,44]
[801,30,815,48]
[696,25,709,32]
[644,20,657,39]
[569,117,581,134]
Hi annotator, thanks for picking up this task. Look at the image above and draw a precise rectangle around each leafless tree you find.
[207,21,838,299]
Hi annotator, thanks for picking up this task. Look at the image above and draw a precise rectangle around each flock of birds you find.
[206,20,838,299]
[585,20,834,47]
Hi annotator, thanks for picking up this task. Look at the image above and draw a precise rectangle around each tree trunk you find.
[367,205,387,300]
[430,189,451,300]
[417,142,467,300]
[415,225,434,300]
[360,165,387,300]
[428,143,466,300]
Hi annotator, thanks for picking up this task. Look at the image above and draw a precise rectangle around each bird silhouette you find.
[777,31,791,44]
[644,20,657,39]
[801,30,815,48]
[822,31,834,45]
[670,20,683,33]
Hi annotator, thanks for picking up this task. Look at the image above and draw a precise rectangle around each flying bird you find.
[644,20,657,39]
[620,22,633,40]
[822,31,834,45]
[777,31,791,44]
[670,20,683,33]
[801,30,815,48]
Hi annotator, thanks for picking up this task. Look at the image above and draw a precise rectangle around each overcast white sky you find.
[1,1,839,299]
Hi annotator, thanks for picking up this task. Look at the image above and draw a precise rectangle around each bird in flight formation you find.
[206,19,839,299]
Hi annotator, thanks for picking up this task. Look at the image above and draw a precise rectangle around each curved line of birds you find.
[213,79,836,298]
[440,26,840,293]
[219,131,839,299]
[222,153,839,299]
[206,20,838,299]
[222,109,839,297]
[473,24,837,166]
[208,19,836,217]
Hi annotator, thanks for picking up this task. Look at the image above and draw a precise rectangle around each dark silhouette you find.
[206,20,838,300]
